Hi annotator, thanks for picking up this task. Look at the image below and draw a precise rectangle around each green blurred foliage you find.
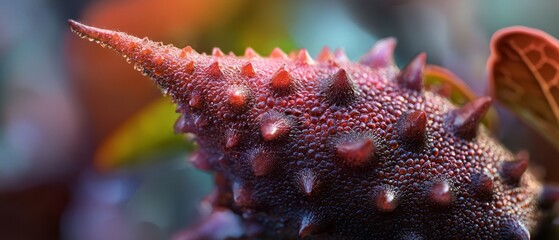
[94,97,193,171]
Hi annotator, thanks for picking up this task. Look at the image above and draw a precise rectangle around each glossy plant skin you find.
[69,20,558,239]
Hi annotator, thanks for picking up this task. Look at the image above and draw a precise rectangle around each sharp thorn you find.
[359,37,397,68]
[448,96,492,139]
[397,52,426,91]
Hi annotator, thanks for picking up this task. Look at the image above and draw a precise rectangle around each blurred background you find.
[1,0,559,239]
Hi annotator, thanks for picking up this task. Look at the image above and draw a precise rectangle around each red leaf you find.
[488,26,559,151]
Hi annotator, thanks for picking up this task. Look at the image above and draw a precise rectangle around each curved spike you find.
[189,151,212,171]
[185,61,195,74]
[336,134,375,166]
[317,46,335,62]
[270,67,295,93]
[471,173,494,200]
[189,90,203,109]
[232,182,252,207]
[241,62,256,78]
[429,181,453,206]
[540,185,559,209]
[175,209,246,240]
[207,61,223,78]
[180,46,197,58]
[259,111,292,141]
[244,47,259,58]
[398,110,427,147]
[299,213,322,238]
[250,148,275,176]
[500,220,530,240]
[322,69,357,105]
[174,114,195,133]
[296,49,314,65]
[397,53,426,91]
[212,47,225,57]
[333,48,349,62]
[270,47,288,59]
[194,114,209,128]
[374,187,398,212]
[288,51,298,60]
[68,20,185,81]
[225,130,240,149]
[359,37,397,68]
[228,85,249,109]
[297,169,318,196]
[448,96,492,139]
[500,151,529,184]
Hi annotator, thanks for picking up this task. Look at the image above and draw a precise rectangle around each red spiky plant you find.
[68,20,559,239]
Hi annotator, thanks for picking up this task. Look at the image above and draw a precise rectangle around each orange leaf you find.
[488,26,559,151]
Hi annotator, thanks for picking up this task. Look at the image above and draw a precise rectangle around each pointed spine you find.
[500,151,529,185]
[270,47,288,59]
[398,110,427,147]
[212,47,225,57]
[397,53,426,91]
[296,49,314,65]
[184,60,195,74]
[448,96,492,139]
[241,62,256,78]
[333,48,349,62]
[298,213,324,238]
[259,111,292,141]
[336,134,375,166]
[179,46,196,57]
[471,173,494,200]
[189,90,203,109]
[225,130,240,149]
[228,85,249,109]
[194,114,208,127]
[68,20,187,85]
[174,114,194,133]
[322,69,357,105]
[374,187,398,212]
[207,61,223,78]
[500,220,530,240]
[429,181,453,206]
[244,47,259,58]
[360,37,397,68]
[270,67,295,93]
[250,148,275,176]
[297,169,318,196]
[317,46,335,62]
[188,151,212,171]
[232,182,252,207]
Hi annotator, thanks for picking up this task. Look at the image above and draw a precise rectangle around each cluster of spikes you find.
[68,20,559,239]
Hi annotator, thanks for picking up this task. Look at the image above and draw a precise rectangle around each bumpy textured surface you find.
[69,20,557,239]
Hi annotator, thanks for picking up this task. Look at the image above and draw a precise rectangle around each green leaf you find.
[94,97,194,172]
